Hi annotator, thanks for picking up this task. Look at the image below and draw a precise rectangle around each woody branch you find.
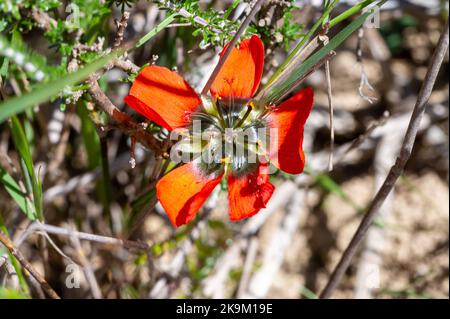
[319,17,449,299]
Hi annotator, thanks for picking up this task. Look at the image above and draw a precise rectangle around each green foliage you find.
[155,0,242,47]
[10,116,43,220]
[136,14,178,48]
[0,1,55,32]
[78,102,101,168]
[0,50,119,123]
[0,32,49,82]
[253,1,304,52]
[0,0,112,104]
[0,0,423,299]
[0,166,37,220]
[0,287,30,299]
[380,15,418,55]
[264,3,385,103]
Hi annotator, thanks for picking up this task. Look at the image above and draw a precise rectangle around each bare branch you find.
[325,59,334,171]
[113,12,130,49]
[113,59,140,74]
[319,18,449,299]
[25,222,151,252]
[86,78,165,156]
[0,231,60,299]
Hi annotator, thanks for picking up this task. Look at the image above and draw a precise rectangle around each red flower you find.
[125,35,314,227]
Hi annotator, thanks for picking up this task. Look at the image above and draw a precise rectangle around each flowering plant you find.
[125,35,313,227]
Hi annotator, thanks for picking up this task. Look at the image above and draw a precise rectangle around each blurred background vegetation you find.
[0,0,448,299]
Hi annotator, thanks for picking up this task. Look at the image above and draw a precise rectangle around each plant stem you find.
[265,0,339,86]
[136,13,178,48]
[0,214,29,293]
[264,0,383,94]
[319,18,449,299]
[265,5,378,103]
[329,0,374,28]
[0,230,60,299]
[99,137,112,227]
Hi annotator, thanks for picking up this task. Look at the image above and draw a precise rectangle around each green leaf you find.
[10,116,33,178]
[136,14,178,48]
[300,286,318,299]
[77,101,101,169]
[266,6,380,102]
[329,0,380,28]
[265,0,340,86]
[0,51,119,124]
[315,173,349,200]
[0,166,36,220]
[9,116,43,220]
[0,287,30,299]
[0,57,9,77]
[223,0,241,19]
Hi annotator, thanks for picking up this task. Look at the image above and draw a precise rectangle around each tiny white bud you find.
[14,52,24,65]
[4,47,14,58]
[274,32,284,43]
[129,157,136,169]
[24,62,37,73]
[35,70,45,81]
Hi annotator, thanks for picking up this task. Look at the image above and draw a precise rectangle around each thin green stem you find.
[261,0,386,104]
[136,13,178,48]
[265,0,340,86]
[19,158,33,202]
[329,0,375,28]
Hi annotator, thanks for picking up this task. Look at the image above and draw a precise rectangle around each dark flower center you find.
[174,97,269,177]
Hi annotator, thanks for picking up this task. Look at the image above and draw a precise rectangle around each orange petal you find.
[210,35,264,101]
[266,87,314,174]
[227,163,275,221]
[156,162,223,227]
[124,65,201,130]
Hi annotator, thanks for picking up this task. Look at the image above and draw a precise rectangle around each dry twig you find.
[319,18,449,299]
[0,231,60,299]
[21,222,151,252]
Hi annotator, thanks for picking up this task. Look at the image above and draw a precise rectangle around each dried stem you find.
[325,59,334,171]
[236,236,258,298]
[26,222,151,252]
[113,12,130,49]
[256,35,321,102]
[319,18,449,299]
[113,59,140,74]
[271,51,336,105]
[0,231,60,299]
[86,78,164,156]
[85,11,164,157]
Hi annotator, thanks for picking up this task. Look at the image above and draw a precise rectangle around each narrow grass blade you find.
[0,51,119,123]
[10,116,43,220]
[136,14,178,48]
[265,7,378,102]
[0,166,36,220]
